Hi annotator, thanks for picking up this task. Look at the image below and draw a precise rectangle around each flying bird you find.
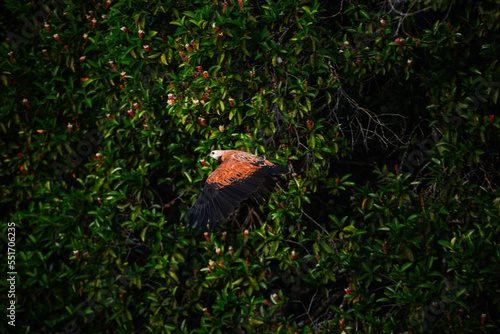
[186,150,288,230]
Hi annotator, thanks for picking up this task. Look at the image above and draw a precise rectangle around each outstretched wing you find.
[186,155,287,230]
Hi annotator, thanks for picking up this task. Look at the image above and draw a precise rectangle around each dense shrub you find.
[1,0,499,333]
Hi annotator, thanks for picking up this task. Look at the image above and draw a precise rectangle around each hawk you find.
[186,150,288,230]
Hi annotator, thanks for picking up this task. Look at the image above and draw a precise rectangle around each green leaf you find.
[438,240,453,250]
[242,40,251,57]
[183,171,192,184]
[279,97,284,111]
[160,53,168,65]
[359,9,370,20]
[401,262,412,272]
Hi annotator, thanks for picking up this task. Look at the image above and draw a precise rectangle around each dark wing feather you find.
[249,172,281,204]
[187,182,229,230]
[187,153,288,230]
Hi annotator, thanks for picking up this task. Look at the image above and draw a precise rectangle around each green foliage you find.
[1,0,499,333]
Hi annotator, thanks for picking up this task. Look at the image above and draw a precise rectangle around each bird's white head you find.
[207,150,225,161]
